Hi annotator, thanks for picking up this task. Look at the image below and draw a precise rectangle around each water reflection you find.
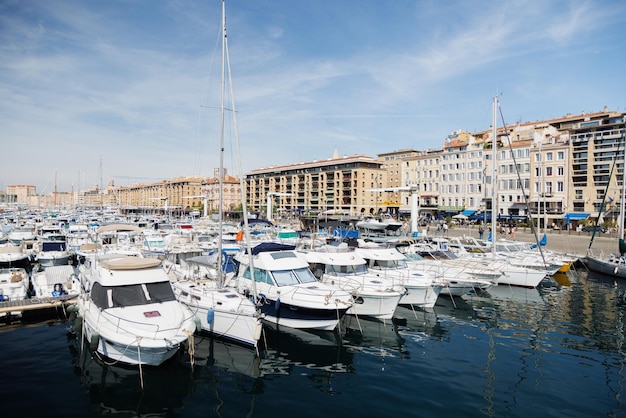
[70,335,194,416]
[258,326,353,375]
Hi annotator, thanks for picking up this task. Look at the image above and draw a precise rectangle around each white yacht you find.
[76,255,198,366]
[233,242,354,331]
[298,246,405,320]
[354,244,443,308]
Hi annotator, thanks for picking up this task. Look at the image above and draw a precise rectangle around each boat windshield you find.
[370,258,408,270]
[271,267,318,286]
[90,281,177,309]
[326,263,367,275]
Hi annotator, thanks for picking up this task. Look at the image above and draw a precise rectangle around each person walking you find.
[478,225,484,239]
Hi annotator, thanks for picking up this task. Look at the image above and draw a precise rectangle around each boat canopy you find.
[251,242,296,255]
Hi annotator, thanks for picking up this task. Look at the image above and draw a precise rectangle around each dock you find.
[0,294,78,315]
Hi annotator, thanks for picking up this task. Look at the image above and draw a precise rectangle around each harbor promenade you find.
[440,224,618,258]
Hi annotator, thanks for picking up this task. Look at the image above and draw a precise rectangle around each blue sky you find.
[1,0,625,193]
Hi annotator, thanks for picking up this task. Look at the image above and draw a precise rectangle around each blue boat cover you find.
[251,242,296,255]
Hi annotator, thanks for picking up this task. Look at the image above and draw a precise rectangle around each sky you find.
[1,0,625,194]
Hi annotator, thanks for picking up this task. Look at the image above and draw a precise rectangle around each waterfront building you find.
[5,109,625,233]
[400,148,442,222]
[378,149,420,209]
[244,151,386,219]
[6,185,36,205]
[440,130,485,218]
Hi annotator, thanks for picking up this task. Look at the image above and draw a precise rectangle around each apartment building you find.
[378,149,420,207]
[440,130,485,217]
[401,149,442,221]
[245,152,386,218]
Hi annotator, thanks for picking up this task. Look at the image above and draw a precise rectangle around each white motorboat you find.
[0,267,29,302]
[354,244,443,308]
[36,240,72,268]
[170,254,263,348]
[7,225,36,246]
[0,245,32,269]
[76,255,198,366]
[234,242,354,331]
[298,246,405,320]
[31,264,80,298]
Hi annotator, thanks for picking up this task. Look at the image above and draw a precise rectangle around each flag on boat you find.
[530,233,547,249]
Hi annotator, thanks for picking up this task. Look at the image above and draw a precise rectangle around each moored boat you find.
[76,255,198,366]
[234,242,354,331]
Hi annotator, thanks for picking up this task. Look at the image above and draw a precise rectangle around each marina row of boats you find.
[0,213,579,368]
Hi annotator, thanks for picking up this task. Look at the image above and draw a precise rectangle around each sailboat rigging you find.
[169,0,263,349]
[581,120,626,278]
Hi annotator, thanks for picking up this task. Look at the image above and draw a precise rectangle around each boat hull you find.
[257,297,350,331]
[347,291,403,320]
[583,255,626,278]
[172,280,262,348]
[399,283,442,308]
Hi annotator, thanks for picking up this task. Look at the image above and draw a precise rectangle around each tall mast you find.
[217,0,226,285]
[491,95,498,249]
[617,127,626,240]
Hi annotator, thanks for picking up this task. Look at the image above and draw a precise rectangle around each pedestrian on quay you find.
[478,225,484,239]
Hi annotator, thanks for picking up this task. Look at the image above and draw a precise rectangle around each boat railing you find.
[102,310,183,338]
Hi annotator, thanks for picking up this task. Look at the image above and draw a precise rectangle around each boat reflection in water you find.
[70,335,194,416]
[259,326,353,375]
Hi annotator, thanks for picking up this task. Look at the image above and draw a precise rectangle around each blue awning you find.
[563,212,589,222]
[469,212,491,221]
[461,209,476,216]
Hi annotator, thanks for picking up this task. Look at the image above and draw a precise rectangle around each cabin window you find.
[90,281,176,309]
[272,270,299,286]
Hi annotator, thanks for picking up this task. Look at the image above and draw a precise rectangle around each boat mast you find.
[222,0,259,301]
[491,95,497,250]
[617,123,626,241]
[216,0,227,286]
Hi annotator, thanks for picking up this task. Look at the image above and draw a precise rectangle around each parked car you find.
[582,225,606,233]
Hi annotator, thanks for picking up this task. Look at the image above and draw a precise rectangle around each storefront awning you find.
[562,212,589,221]
[461,209,476,216]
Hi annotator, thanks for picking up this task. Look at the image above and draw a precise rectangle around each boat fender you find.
[74,316,83,335]
[275,297,281,318]
[89,332,100,351]
[66,304,79,314]
[207,308,215,325]
[194,317,202,332]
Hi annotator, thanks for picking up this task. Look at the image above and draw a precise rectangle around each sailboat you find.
[582,125,626,278]
[170,0,263,348]
[469,96,548,288]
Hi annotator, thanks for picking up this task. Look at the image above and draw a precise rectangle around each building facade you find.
[245,152,386,218]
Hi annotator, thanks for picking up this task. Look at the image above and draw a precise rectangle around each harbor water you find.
[1,268,625,417]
